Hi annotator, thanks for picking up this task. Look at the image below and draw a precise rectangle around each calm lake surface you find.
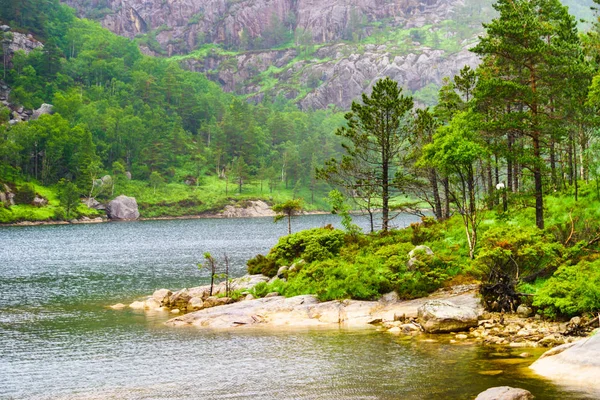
[0,214,596,399]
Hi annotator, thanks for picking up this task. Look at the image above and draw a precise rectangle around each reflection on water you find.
[0,215,595,399]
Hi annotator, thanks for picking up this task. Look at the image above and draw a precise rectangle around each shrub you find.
[410,217,441,245]
[247,254,279,277]
[394,250,449,299]
[284,257,394,301]
[14,183,36,205]
[534,260,600,318]
[476,226,564,312]
[250,282,270,298]
[269,227,345,264]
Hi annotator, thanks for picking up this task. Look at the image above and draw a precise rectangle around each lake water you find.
[0,215,596,399]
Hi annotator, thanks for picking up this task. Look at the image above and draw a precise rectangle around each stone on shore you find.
[152,289,173,305]
[475,386,533,400]
[187,297,204,311]
[417,299,479,333]
[169,289,191,310]
[106,195,140,220]
[530,333,600,388]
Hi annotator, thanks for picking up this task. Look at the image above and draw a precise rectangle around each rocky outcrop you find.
[475,387,534,400]
[165,287,481,330]
[417,299,480,333]
[530,332,600,388]
[31,104,54,120]
[106,195,140,220]
[0,183,15,206]
[181,43,480,109]
[221,200,276,218]
[63,0,461,54]
[1,28,44,66]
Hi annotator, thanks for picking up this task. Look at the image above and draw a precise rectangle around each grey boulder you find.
[106,195,140,220]
[417,299,478,333]
[475,387,534,400]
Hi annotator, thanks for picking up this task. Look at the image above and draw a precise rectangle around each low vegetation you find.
[246,185,600,319]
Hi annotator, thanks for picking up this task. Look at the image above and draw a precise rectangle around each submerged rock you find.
[475,386,533,400]
[417,299,479,333]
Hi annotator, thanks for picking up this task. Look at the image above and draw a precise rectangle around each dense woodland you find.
[0,0,346,212]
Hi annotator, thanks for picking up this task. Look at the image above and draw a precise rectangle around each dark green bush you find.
[534,260,600,318]
[476,226,564,312]
[247,254,279,277]
[14,184,36,205]
[410,217,442,245]
[269,227,346,264]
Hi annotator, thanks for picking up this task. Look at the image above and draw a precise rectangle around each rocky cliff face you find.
[181,43,479,110]
[61,0,485,109]
[0,25,46,123]
[63,0,460,55]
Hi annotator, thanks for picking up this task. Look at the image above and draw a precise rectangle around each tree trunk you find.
[533,133,544,229]
[430,169,442,220]
[442,177,450,219]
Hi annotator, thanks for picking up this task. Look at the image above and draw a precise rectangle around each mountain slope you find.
[63,0,497,108]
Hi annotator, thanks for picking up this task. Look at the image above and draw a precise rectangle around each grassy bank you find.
[0,175,332,223]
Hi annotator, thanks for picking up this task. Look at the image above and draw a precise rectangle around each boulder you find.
[168,289,191,310]
[187,297,204,311]
[530,333,600,386]
[32,196,47,207]
[407,245,434,270]
[475,387,533,400]
[129,301,146,310]
[144,298,161,310]
[152,289,173,305]
[203,296,234,309]
[106,195,140,220]
[417,299,478,333]
[31,103,53,120]
[516,304,532,318]
[82,197,105,210]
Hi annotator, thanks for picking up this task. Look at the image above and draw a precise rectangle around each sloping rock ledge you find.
[530,332,600,390]
[165,286,482,330]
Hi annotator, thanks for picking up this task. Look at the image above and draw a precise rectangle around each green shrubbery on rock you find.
[534,260,600,318]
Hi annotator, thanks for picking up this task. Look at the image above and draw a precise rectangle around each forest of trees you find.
[0,0,345,204]
[317,0,600,260]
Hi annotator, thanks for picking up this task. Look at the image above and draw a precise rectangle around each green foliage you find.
[268,227,345,265]
[284,257,394,301]
[534,260,600,318]
[57,179,80,219]
[247,254,279,277]
[476,226,564,282]
[476,225,564,312]
[14,183,36,204]
[327,189,361,235]
[250,281,270,298]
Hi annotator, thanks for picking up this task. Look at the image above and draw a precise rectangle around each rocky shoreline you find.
[112,275,592,350]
